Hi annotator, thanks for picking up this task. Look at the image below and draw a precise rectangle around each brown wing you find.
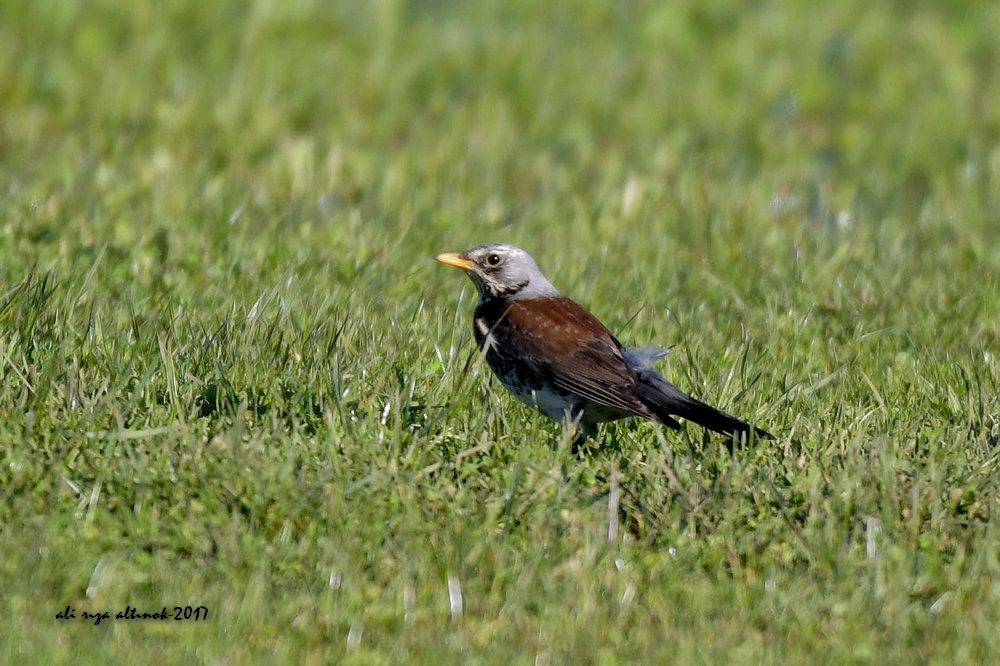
[490,297,653,418]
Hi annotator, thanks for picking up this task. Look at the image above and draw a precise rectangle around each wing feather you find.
[491,298,652,418]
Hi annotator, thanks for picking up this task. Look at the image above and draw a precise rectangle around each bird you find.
[436,243,773,445]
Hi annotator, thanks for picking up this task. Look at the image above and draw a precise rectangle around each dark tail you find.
[635,370,773,443]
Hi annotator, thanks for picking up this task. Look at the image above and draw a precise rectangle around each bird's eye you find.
[485,253,501,266]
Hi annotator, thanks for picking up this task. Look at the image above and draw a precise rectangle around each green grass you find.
[3,0,1000,662]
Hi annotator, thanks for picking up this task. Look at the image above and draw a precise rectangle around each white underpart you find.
[505,386,574,422]
[474,317,495,348]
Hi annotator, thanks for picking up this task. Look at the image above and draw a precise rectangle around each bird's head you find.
[436,243,560,301]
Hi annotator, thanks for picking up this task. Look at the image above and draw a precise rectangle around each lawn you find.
[3,0,1000,662]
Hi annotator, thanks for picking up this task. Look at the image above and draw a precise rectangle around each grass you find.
[3,0,1000,662]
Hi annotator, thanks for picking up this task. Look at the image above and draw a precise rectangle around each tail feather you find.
[634,367,773,442]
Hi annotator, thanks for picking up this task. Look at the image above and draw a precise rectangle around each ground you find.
[3,1,1000,662]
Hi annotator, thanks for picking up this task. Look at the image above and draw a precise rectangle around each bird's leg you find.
[564,408,599,454]
[560,408,585,452]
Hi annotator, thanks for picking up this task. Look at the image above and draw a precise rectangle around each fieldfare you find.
[437,243,773,444]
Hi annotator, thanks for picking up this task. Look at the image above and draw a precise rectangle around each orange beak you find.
[436,253,478,271]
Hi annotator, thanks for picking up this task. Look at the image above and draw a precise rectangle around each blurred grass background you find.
[3,0,1000,662]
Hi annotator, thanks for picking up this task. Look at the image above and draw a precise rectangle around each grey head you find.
[436,243,561,301]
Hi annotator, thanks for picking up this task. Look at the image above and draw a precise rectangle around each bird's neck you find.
[482,278,560,303]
